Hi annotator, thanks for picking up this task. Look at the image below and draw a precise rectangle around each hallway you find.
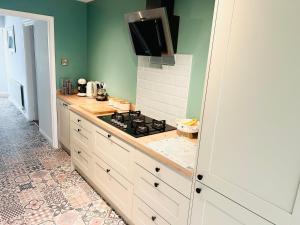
[0,98,125,225]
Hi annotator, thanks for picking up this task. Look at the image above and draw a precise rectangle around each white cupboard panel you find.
[134,164,189,225]
[94,128,133,181]
[134,149,192,198]
[196,0,300,224]
[93,156,133,218]
[71,140,90,175]
[132,196,170,225]
[190,183,272,225]
[57,99,70,149]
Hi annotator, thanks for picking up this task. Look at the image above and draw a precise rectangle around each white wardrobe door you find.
[196,0,300,224]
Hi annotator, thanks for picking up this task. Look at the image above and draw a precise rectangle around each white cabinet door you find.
[92,155,133,219]
[190,182,272,225]
[196,0,300,224]
[58,100,70,149]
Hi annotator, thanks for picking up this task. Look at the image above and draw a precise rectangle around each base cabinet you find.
[68,110,192,225]
[57,99,70,150]
[190,182,272,225]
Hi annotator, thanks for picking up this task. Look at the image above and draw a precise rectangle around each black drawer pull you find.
[196,188,202,194]
[77,151,81,154]
[107,134,112,138]
[106,169,111,173]
[77,128,81,132]
[77,119,81,122]
[197,174,203,181]
[154,182,159,188]
[151,216,156,221]
[155,167,160,172]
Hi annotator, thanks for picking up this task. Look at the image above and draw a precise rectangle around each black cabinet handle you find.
[155,167,160,172]
[196,188,202,194]
[151,216,156,221]
[154,182,159,188]
[197,174,203,181]
[77,151,81,154]
[106,169,110,173]
[107,134,111,138]
[77,128,81,132]
[77,119,81,122]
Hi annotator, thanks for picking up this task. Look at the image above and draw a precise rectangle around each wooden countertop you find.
[57,94,196,178]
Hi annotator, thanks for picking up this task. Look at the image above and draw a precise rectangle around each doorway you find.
[0,8,58,148]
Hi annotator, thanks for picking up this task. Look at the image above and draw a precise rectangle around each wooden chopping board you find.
[79,103,116,115]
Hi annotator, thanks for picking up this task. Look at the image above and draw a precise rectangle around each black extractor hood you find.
[125,0,180,65]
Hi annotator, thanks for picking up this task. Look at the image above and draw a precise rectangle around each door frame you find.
[0,8,58,148]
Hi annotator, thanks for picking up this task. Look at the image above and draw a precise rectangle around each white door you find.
[190,182,272,225]
[34,20,52,140]
[196,0,300,224]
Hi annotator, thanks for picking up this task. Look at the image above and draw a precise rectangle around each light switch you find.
[61,58,69,66]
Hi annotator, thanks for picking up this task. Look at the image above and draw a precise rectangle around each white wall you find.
[5,16,29,111]
[33,20,52,142]
[0,28,8,96]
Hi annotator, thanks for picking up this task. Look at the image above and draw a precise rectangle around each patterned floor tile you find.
[0,98,126,225]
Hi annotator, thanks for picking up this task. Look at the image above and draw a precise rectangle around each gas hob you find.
[98,111,176,138]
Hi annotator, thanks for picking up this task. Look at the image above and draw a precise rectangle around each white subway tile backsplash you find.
[136,54,193,126]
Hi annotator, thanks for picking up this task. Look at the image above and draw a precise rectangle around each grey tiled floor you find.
[0,98,125,225]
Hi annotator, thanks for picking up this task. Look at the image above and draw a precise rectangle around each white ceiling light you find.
[77,0,95,3]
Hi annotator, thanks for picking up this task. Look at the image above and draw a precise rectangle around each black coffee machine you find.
[77,78,87,97]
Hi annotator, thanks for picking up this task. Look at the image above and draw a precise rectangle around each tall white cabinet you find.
[190,0,300,224]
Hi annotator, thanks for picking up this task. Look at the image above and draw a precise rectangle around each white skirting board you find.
[136,54,193,126]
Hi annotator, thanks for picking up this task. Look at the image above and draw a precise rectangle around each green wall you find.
[175,0,215,118]
[87,0,144,102]
[87,0,215,118]
[0,0,87,86]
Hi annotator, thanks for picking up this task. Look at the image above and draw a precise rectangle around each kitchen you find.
[57,0,300,225]
[0,0,299,225]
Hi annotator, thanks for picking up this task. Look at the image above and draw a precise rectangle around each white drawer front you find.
[70,122,94,154]
[134,164,189,225]
[93,156,133,218]
[70,111,93,132]
[133,196,170,225]
[72,141,90,175]
[134,150,192,198]
[94,128,133,181]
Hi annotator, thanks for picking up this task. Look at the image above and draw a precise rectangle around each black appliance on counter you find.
[98,111,176,138]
